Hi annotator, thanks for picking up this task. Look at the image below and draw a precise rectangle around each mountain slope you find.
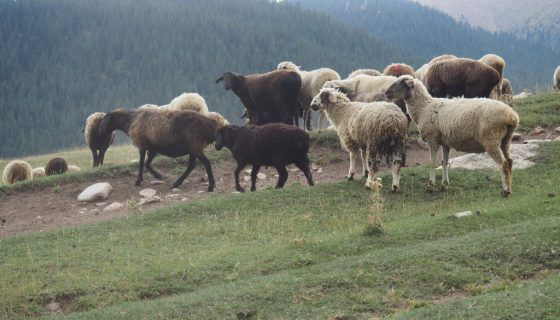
[0,0,411,158]
[295,0,559,90]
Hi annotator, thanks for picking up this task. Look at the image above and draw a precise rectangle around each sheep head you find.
[214,125,240,151]
[310,88,339,111]
[277,61,301,72]
[99,109,132,136]
[385,76,415,100]
[215,71,240,91]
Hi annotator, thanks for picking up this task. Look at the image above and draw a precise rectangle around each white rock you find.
[524,139,551,144]
[512,132,522,141]
[243,176,251,182]
[89,208,100,214]
[181,197,189,202]
[103,202,124,212]
[139,196,161,206]
[95,202,107,207]
[311,164,319,171]
[244,169,252,175]
[446,144,539,170]
[77,183,113,202]
[36,215,42,220]
[46,302,61,312]
[317,168,323,173]
[530,126,546,135]
[453,211,473,218]
[139,188,157,198]
[172,188,181,193]
[554,136,560,142]
[150,180,165,185]
[257,173,267,180]
[555,127,560,134]
[164,194,181,199]
[197,190,205,194]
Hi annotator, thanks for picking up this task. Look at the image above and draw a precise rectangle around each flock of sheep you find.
[3,55,560,198]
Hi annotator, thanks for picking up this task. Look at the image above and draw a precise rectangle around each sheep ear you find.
[404,79,415,89]
[328,92,337,103]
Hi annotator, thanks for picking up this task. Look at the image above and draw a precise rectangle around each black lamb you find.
[215,123,314,192]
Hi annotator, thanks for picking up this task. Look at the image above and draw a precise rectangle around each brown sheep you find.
[85,112,116,167]
[425,58,500,98]
[45,158,68,176]
[99,109,218,190]
[383,63,415,78]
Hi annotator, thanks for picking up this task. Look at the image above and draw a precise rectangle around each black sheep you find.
[215,123,314,192]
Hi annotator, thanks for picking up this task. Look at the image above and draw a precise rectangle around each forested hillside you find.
[295,0,559,91]
[0,0,411,157]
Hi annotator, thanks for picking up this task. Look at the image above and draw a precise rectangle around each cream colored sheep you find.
[2,160,33,184]
[32,167,45,178]
[323,75,398,102]
[479,54,506,99]
[385,75,519,197]
[167,93,209,114]
[68,165,82,173]
[277,61,340,132]
[554,66,560,90]
[348,68,382,78]
[310,88,408,191]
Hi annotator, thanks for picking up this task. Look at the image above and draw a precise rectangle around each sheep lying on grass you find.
[215,123,314,192]
[310,88,408,191]
[99,108,218,190]
[85,112,116,167]
[45,158,68,176]
[2,160,33,184]
[385,75,519,197]
[32,167,45,178]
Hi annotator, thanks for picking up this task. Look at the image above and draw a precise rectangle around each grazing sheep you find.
[99,108,218,190]
[277,61,341,132]
[32,167,45,178]
[383,63,415,78]
[479,54,506,98]
[45,158,68,176]
[415,54,457,83]
[385,75,519,197]
[215,123,314,192]
[554,66,560,90]
[216,69,301,126]
[425,58,500,98]
[310,88,408,191]
[206,111,230,129]
[2,160,33,184]
[85,112,116,167]
[167,92,209,114]
[68,165,81,173]
[348,68,382,78]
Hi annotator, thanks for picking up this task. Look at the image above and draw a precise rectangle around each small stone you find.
[139,188,157,198]
[199,176,208,183]
[554,136,560,142]
[555,127,560,134]
[244,169,252,175]
[512,132,522,141]
[181,197,189,202]
[197,190,205,194]
[104,202,124,212]
[36,215,42,220]
[150,180,165,185]
[317,168,323,173]
[172,188,181,193]
[530,126,545,135]
[311,164,319,171]
[95,202,107,207]
[139,196,161,206]
[78,209,87,214]
[524,139,551,144]
[77,182,113,202]
[243,176,251,182]
[89,208,100,214]
[257,173,267,180]
[165,194,181,199]
[452,210,473,219]
[46,302,61,312]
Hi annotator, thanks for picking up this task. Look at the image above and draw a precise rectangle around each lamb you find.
[32,167,45,178]
[479,54,506,98]
[554,66,560,90]
[276,61,341,132]
[383,63,415,78]
[348,69,382,78]
[45,158,68,176]
[310,88,408,191]
[85,112,116,167]
[216,69,301,126]
[215,123,314,192]
[99,108,218,190]
[384,75,519,197]
[425,58,500,98]
[415,54,457,83]
[2,160,33,184]
[166,92,209,114]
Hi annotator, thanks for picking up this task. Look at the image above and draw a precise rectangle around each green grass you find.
[511,92,560,131]
[1,141,559,319]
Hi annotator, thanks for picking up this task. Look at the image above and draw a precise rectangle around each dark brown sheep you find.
[99,108,218,190]
[216,69,302,126]
[425,58,500,98]
[85,112,116,167]
[215,123,314,192]
[45,158,68,176]
[383,63,415,78]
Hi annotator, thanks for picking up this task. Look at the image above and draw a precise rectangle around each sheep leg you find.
[360,147,369,178]
[427,144,440,192]
[234,163,246,193]
[250,165,261,192]
[135,149,146,186]
[365,149,382,190]
[391,156,403,193]
[347,150,358,181]
[145,150,164,180]
[197,154,215,192]
[295,156,314,187]
[98,146,108,166]
[485,144,511,197]
[91,149,99,167]
[275,165,289,189]
[441,145,450,191]
[317,110,325,133]
[304,109,313,131]
[172,154,196,189]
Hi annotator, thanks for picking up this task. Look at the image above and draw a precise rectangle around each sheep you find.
[348,69,382,78]
[425,58,500,98]
[429,54,457,64]
[415,54,457,83]
[384,75,519,197]
[310,88,408,191]
[216,69,302,126]
[2,160,33,184]
[383,63,415,78]
[206,111,230,129]
[137,104,159,111]
[276,61,341,132]
[32,167,45,178]
[45,158,68,176]
[500,78,513,102]
[68,165,81,173]
[479,54,506,98]
[554,66,560,90]
[167,92,209,114]
[85,112,116,167]
[215,123,314,192]
[99,108,218,190]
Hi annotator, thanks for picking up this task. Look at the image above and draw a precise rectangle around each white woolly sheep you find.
[2,160,33,184]
[167,93,209,114]
[554,66,560,90]
[32,167,45,178]
[277,61,341,132]
[479,54,506,99]
[348,69,382,78]
[310,88,408,191]
[385,76,520,197]
[68,165,82,173]
[85,112,116,167]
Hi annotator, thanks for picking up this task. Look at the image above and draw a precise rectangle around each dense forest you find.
[295,0,560,91]
[0,0,412,157]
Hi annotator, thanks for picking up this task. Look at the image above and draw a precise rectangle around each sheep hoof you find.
[501,190,511,198]
[364,171,369,178]
[250,187,256,192]
[347,174,355,181]
[207,186,214,192]
[135,180,142,186]
[426,184,435,193]
[391,185,399,193]
[440,184,449,192]
[236,186,245,193]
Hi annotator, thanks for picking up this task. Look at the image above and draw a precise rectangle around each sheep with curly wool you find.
[479,54,506,99]
[85,112,116,167]
[99,108,218,190]
[348,69,382,78]
[383,63,415,78]
[167,92,209,114]
[32,167,45,178]
[385,76,519,197]
[554,66,560,90]
[45,158,68,176]
[215,123,314,192]
[277,61,341,132]
[310,88,408,191]
[2,160,33,184]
